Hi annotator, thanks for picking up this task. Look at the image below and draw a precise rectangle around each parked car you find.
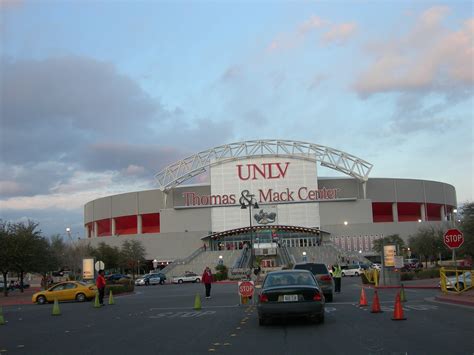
[293,263,333,302]
[440,272,472,290]
[135,273,166,286]
[172,272,201,284]
[257,269,325,325]
[370,263,381,270]
[105,274,131,283]
[32,281,97,304]
[341,265,364,277]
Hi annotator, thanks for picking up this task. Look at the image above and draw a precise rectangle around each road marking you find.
[149,304,239,311]
[149,311,216,319]
[325,307,337,313]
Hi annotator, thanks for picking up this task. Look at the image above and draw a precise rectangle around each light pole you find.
[153,259,158,271]
[302,251,307,263]
[239,190,259,268]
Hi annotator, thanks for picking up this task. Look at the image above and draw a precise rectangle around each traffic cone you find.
[391,292,407,321]
[400,284,407,302]
[108,290,115,305]
[0,306,5,325]
[93,293,101,308]
[52,299,61,316]
[194,293,201,310]
[358,288,368,307]
[370,290,382,313]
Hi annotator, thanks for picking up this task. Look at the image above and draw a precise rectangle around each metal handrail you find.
[440,267,473,294]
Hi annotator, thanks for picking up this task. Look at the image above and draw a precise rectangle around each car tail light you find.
[259,294,269,303]
[313,292,322,301]
[320,275,332,281]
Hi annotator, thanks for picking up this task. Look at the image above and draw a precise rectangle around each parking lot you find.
[1,278,473,354]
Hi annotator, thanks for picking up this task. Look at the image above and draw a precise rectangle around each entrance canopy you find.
[155,140,373,191]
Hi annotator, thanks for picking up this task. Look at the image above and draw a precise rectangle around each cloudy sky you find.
[0,0,472,237]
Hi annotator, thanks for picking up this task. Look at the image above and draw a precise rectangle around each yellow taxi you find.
[32,281,97,304]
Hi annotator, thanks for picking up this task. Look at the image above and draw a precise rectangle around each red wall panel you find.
[115,215,137,235]
[372,202,394,222]
[96,218,111,237]
[426,203,442,221]
[142,213,160,234]
[397,202,421,222]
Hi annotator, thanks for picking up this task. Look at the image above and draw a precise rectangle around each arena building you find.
[83,140,457,265]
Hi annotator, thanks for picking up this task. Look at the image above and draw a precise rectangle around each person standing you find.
[202,266,213,299]
[333,264,342,293]
[96,270,106,306]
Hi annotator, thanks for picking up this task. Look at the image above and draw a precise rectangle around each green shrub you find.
[414,268,440,279]
[106,280,134,295]
[215,264,228,281]
[401,272,415,281]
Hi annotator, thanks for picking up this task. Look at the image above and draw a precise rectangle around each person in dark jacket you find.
[202,266,213,299]
[96,270,106,306]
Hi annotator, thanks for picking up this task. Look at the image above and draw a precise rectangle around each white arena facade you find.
[83,140,457,265]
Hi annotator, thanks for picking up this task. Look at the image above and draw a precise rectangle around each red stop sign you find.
[444,229,464,249]
[239,281,254,297]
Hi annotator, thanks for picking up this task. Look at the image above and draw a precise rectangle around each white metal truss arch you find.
[155,140,373,191]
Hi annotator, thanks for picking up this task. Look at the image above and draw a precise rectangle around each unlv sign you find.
[237,162,290,180]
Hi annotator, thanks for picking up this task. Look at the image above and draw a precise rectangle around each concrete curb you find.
[374,285,440,290]
[434,296,474,307]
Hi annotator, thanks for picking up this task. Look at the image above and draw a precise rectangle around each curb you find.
[434,296,474,307]
[374,285,439,290]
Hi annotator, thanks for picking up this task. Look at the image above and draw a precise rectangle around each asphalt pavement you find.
[1,278,473,355]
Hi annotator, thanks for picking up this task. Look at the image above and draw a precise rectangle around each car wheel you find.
[355,272,359,276]
[37,295,47,305]
[195,278,201,283]
[145,281,149,286]
[160,280,164,285]
[316,313,325,324]
[76,293,86,302]
[457,282,464,290]
[341,272,345,277]
[325,293,333,302]
[178,279,183,284]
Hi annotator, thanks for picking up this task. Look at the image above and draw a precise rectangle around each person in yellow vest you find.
[333,264,342,293]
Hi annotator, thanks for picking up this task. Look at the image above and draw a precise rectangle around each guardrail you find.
[439,267,473,294]
[160,247,204,276]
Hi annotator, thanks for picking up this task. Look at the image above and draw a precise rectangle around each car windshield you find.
[294,264,328,275]
[264,272,316,287]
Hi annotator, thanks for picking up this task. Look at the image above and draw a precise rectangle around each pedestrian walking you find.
[333,264,342,293]
[202,266,213,299]
[96,269,106,306]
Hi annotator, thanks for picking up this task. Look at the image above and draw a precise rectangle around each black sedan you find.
[257,270,325,326]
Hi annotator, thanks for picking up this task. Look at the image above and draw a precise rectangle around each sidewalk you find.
[0,287,41,307]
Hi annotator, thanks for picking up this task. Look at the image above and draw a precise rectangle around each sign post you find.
[444,229,464,267]
[238,281,254,305]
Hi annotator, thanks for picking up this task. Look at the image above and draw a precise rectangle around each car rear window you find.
[294,263,328,275]
[264,272,316,287]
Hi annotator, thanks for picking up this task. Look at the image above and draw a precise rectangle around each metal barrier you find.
[439,267,473,294]
[362,269,379,287]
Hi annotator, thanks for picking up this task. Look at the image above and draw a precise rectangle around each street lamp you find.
[344,221,348,226]
[239,190,259,267]
[218,255,223,265]
[153,259,158,271]
[302,251,307,262]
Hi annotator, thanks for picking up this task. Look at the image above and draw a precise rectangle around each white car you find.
[172,272,202,284]
[371,263,381,270]
[341,265,364,277]
[135,273,164,286]
[441,272,471,290]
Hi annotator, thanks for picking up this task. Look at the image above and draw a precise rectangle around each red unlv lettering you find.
[237,162,290,180]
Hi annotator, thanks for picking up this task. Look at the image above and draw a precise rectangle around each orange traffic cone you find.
[370,290,383,313]
[358,288,368,307]
[391,292,407,321]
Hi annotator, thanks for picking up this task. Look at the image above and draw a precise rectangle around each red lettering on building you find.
[237,162,290,180]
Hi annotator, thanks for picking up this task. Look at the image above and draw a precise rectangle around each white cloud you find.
[353,8,473,97]
[322,23,358,44]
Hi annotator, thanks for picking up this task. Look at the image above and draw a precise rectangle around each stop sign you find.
[238,281,254,297]
[444,229,464,249]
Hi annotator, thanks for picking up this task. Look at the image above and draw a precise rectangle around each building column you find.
[137,215,142,235]
[392,202,398,222]
[93,222,98,238]
[111,218,116,236]
[420,204,426,221]
[441,205,446,221]
[85,225,89,238]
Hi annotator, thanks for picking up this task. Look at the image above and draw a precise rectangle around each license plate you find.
[283,294,298,302]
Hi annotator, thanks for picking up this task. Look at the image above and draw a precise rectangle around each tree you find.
[93,242,121,272]
[0,221,15,297]
[372,234,406,254]
[408,225,446,267]
[120,240,146,280]
[459,202,474,258]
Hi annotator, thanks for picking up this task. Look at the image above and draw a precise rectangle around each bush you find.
[400,272,415,281]
[414,268,440,279]
[215,264,228,281]
[106,280,134,294]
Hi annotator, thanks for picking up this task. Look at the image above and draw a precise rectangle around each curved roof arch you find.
[155,139,373,191]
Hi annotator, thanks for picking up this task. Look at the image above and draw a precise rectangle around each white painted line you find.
[149,304,240,311]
